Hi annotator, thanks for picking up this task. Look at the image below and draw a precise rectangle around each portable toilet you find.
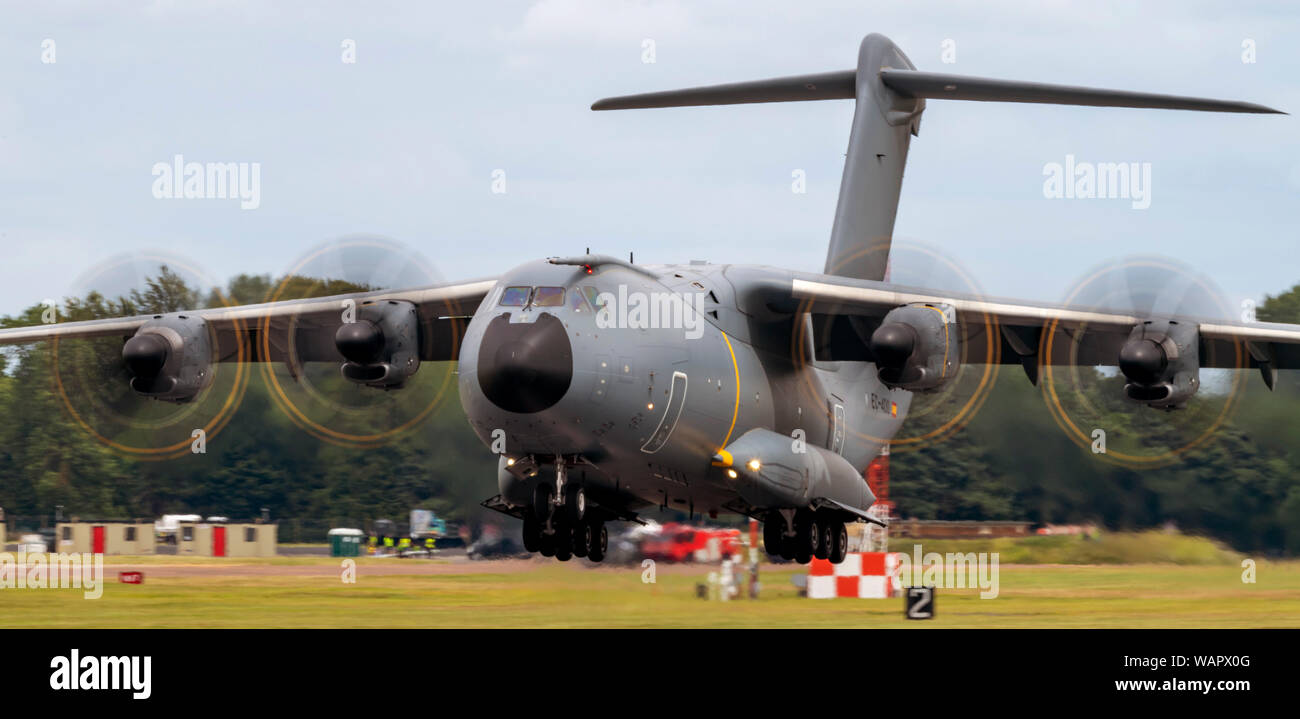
[329,528,364,557]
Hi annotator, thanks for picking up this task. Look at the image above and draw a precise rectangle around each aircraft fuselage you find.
[457,258,910,520]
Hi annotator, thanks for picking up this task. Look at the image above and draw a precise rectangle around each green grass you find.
[891,530,1243,565]
[2,556,1297,628]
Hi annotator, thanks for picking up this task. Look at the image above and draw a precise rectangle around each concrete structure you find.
[55,522,155,555]
[176,522,278,557]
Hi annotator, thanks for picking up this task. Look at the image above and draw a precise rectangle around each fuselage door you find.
[641,371,689,454]
[829,401,846,455]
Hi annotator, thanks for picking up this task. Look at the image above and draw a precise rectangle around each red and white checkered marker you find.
[807,552,901,599]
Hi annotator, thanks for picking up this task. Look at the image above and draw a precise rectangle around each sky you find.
[0,0,1297,317]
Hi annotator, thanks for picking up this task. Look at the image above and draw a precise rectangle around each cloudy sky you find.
[0,0,1296,316]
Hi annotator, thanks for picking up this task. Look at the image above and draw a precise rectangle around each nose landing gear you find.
[525,460,605,563]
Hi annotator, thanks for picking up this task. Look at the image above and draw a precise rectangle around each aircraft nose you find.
[476,312,573,413]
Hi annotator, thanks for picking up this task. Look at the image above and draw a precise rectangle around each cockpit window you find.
[582,286,607,310]
[499,286,531,307]
[568,287,590,312]
[533,286,565,307]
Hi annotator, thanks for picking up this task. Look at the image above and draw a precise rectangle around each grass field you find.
[3,554,1298,628]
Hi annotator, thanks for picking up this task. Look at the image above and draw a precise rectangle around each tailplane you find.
[592,33,1283,282]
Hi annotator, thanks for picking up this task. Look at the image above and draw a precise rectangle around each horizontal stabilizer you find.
[592,67,1284,115]
[879,69,1285,114]
[591,70,855,110]
[590,32,1285,284]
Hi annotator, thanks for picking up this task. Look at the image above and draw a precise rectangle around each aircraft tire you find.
[762,513,783,557]
[533,484,553,522]
[564,484,586,523]
[588,522,607,562]
[795,514,818,563]
[815,518,833,561]
[538,532,555,557]
[522,514,541,553]
[779,535,796,561]
[571,522,591,558]
[829,521,848,564]
[553,519,573,561]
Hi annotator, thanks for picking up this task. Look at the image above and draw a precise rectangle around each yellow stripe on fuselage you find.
[718,330,741,451]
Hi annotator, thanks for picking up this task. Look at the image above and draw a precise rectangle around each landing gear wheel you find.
[553,520,573,561]
[533,484,553,522]
[522,514,541,553]
[763,512,784,558]
[571,522,592,558]
[795,514,817,564]
[779,535,796,561]
[564,484,586,523]
[829,521,848,564]
[815,519,833,561]
[588,522,607,563]
[538,531,555,557]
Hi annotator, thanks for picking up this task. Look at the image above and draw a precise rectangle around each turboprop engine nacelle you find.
[122,313,214,403]
[334,299,421,389]
[717,428,875,511]
[869,302,958,391]
[1119,319,1200,409]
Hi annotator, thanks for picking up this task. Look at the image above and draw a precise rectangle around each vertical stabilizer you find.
[823,34,924,281]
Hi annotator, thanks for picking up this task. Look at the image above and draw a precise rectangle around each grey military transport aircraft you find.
[1,34,1294,564]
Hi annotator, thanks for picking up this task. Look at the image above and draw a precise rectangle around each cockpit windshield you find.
[498,285,570,309]
[533,287,565,307]
[498,286,531,306]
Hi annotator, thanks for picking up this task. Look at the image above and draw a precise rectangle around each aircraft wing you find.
[0,278,496,363]
[743,269,1300,386]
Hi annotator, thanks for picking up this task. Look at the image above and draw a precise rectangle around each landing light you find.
[506,458,516,467]
[726,469,738,479]
[747,459,762,471]
[647,402,655,411]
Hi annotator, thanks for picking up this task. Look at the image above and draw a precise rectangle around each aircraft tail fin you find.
[592,34,1284,281]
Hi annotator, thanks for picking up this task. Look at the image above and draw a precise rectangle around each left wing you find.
[738,268,1300,391]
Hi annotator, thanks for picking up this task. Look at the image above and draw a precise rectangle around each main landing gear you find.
[763,509,848,565]
[521,463,607,563]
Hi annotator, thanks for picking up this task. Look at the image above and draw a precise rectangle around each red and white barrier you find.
[807,552,901,599]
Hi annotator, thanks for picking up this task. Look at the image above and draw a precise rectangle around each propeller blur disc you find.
[1040,256,1247,467]
[50,252,250,460]
[789,239,1000,454]
[258,235,460,448]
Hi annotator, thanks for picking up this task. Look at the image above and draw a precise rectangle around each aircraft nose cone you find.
[1119,338,1167,385]
[477,312,573,413]
[123,333,170,378]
